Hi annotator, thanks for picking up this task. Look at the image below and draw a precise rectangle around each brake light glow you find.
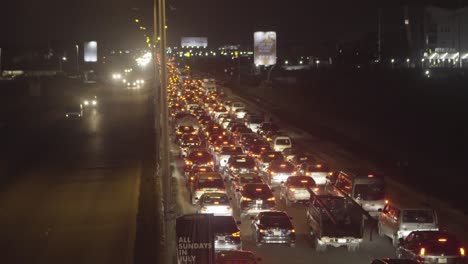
[289,188,296,192]
[460,248,465,256]
[201,207,207,211]
[300,180,308,183]
[255,188,263,191]
[214,201,219,205]
[267,197,275,201]
[438,238,447,242]
[419,248,425,256]
[385,199,389,204]
[291,229,295,233]
[368,174,374,178]
[316,164,322,168]
[231,231,240,237]
[242,197,251,201]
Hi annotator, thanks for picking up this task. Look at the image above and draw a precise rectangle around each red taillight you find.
[460,248,465,256]
[419,248,426,256]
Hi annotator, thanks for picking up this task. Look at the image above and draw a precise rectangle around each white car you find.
[191,173,226,204]
[229,102,245,113]
[279,176,316,207]
[234,109,247,119]
[197,192,233,216]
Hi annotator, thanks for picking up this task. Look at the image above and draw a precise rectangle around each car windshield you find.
[354,184,385,200]
[402,210,434,223]
[250,118,263,123]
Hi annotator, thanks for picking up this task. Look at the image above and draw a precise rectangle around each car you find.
[184,150,214,173]
[231,173,263,199]
[186,166,215,188]
[256,151,284,173]
[279,175,317,207]
[248,144,272,159]
[65,104,83,119]
[226,101,245,113]
[191,173,225,204]
[212,105,229,120]
[215,145,244,169]
[281,146,302,162]
[396,231,466,263]
[244,115,264,133]
[216,250,261,264]
[234,108,248,119]
[205,124,225,138]
[378,202,439,247]
[212,216,243,251]
[197,192,233,216]
[257,122,279,137]
[290,153,316,166]
[251,211,296,247]
[296,162,330,185]
[224,155,258,180]
[179,134,202,157]
[174,125,196,143]
[82,95,98,108]
[236,183,275,217]
[265,160,297,188]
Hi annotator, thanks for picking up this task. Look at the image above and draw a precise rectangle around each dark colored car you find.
[236,183,275,217]
[216,250,261,264]
[225,155,257,180]
[231,173,263,196]
[184,150,214,172]
[257,122,279,137]
[175,125,196,143]
[213,216,242,251]
[248,144,272,159]
[266,160,297,188]
[371,259,419,264]
[396,231,466,264]
[251,211,296,247]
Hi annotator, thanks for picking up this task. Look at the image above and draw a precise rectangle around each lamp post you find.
[75,45,79,74]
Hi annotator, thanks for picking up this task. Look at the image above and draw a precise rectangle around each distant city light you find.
[62,57,67,61]
[136,52,152,67]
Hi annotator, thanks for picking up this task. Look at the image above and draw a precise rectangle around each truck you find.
[306,187,364,252]
[201,78,217,94]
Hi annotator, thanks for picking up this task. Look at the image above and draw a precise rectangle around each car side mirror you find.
[398,238,404,245]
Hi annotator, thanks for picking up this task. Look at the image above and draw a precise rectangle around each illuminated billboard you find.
[254,31,277,66]
[181,37,208,48]
[84,41,98,62]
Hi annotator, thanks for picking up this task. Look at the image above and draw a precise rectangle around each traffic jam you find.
[167,65,466,264]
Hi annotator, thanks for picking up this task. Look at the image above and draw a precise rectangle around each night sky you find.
[0,0,464,51]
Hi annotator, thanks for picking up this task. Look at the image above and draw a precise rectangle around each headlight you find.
[92,100,97,105]
[65,114,69,117]
[84,101,89,105]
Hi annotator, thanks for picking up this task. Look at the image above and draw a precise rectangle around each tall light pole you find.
[75,44,79,74]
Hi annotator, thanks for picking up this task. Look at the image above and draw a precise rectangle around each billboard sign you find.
[176,214,215,264]
[254,31,277,66]
[84,41,98,62]
[181,37,208,48]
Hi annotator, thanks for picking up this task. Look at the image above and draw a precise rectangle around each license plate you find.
[438,258,447,263]
[338,239,347,243]
[256,200,263,205]
[217,236,225,241]
[273,230,281,236]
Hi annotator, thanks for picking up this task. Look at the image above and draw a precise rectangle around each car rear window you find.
[243,184,272,196]
[212,216,238,234]
[202,194,229,204]
[276,139,291,145]
[260,215,292,229]
[197,178,224,188]
[402,210,434,223]
[239,175,263,184]
[221,147,244,155]
[288,177,315,187]
[232,157,255,167]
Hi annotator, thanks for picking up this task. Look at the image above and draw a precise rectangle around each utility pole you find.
[378,8,382,62]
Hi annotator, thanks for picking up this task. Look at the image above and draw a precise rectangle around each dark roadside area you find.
[226,67,467,213]
[0,78,162,264]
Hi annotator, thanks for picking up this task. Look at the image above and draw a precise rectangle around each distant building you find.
[421,6,468,67]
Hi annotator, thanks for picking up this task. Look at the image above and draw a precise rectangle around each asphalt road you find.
[0,85,157,264]
[171,87,468,264]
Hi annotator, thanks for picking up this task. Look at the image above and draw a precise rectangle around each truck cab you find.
[306,187,364,252]
[330,169,386,218]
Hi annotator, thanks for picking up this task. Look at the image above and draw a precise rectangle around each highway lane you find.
[171,87,467,263]
[0,86,155,264]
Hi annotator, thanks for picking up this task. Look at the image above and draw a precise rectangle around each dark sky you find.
[0,0,464,51]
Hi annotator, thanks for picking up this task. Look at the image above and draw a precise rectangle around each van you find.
[272,136,292,152]
[377,202,438,247]
[331,169,386,218]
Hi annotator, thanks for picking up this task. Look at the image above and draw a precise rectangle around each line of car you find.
[166,66,466,264]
